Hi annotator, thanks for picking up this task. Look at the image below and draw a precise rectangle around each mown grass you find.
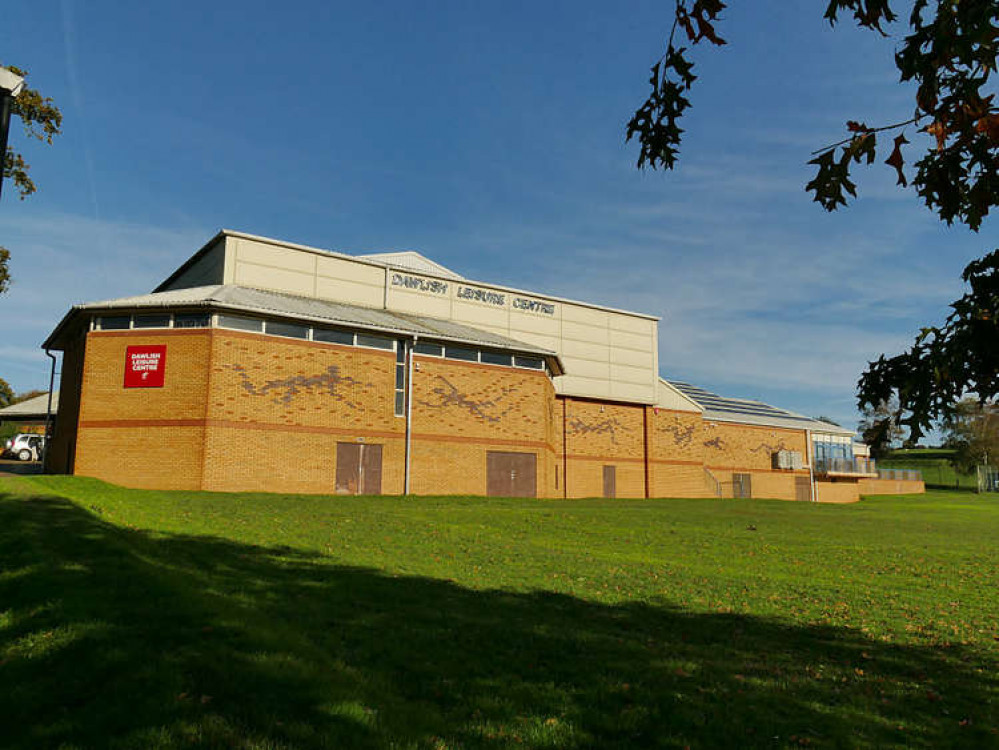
[1,476,997,748]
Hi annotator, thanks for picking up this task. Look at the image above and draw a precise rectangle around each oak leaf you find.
[885,133,909,186]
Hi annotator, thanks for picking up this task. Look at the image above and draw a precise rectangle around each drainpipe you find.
[404,335,417,495]
[562,398,568,499]
[42,349,57,472]
[806,429,816,502]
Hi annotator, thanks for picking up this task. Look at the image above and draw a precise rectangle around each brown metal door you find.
[795,476,811,502]
[336,443,382,495]
[733,473,752,499]
[336,443,361,494]
[603,465,616,498]
[361,444,382,495]
[487,451,537,498]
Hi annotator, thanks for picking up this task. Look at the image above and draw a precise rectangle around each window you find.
[445,345,477,362]
[218,314,263,332]
[414,341,443,356]
[314,328,354,345]
[481,350,512,366]
[174,313,210,328]
[266,320,309,339]
[514,356,544,370]
[394,340,407,416]
[133,314,171,329]
[356,333,394,350]
[98,315,130,330]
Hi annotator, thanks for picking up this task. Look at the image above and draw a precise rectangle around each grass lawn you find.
[1,477,997,748]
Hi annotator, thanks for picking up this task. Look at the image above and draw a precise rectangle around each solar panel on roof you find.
[670,381,802,420]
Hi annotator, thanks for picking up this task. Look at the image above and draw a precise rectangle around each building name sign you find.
[391,273,449,295]
[124,345,167,388]
[512,297,556,316]
[390,272,556,315]
[457,285,506,306]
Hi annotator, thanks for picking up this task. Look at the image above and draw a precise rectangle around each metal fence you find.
[877,468,923,482]
[977,466,999,493]
[814,457,878,475]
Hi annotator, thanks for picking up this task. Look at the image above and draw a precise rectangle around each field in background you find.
[879,448,979,490]
[1,476,997,748]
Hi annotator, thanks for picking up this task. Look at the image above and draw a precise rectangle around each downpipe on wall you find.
[404,336,417,495]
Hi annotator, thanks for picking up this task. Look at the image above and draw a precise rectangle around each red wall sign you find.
[124,345,167,388]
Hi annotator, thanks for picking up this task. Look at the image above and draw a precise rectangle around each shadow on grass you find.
[0,493,995,749]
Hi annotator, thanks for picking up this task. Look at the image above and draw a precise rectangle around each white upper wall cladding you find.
[156,230,663,404]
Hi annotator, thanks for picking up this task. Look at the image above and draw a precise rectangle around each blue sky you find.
[1,1,988,436]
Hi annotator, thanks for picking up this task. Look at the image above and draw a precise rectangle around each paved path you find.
[0,460,43,477]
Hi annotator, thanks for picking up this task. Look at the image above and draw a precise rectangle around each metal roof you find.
[355,251,465,280]
[42,285,563,373]
[667,381,855,436]
[0,392,58,419]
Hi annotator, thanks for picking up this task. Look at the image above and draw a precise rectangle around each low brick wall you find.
[858,478,926,496]
[815,481,860,504]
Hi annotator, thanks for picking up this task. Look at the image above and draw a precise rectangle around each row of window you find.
[93,312,547,372]
[412,340,544,370]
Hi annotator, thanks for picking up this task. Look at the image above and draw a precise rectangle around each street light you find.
[0,66,26,202]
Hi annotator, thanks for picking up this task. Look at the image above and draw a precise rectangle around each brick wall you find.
[202,331,403,493]
[702,422,809,501]
[562,397,646,498]
[857,478,926,496]
[647,408,711,498]
[410,356,556,496]
[56,325,924,502]
[815,480,861,504]
[72,329,211,489]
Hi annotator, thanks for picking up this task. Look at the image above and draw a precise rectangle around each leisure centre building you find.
[43,230,923,501]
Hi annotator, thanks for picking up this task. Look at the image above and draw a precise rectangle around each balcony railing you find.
[877,468,923,482]
[814,457,879,477]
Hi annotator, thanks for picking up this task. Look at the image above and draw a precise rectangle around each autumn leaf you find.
[975,114,999,143]
[926,120,948,151]
[885,133,908,186]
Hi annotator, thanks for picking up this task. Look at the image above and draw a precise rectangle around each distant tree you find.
[0,377,13,408]
[625,2,999,443]
[813,416,841,427]
[941,398,999,473]
[858,397,903,459]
